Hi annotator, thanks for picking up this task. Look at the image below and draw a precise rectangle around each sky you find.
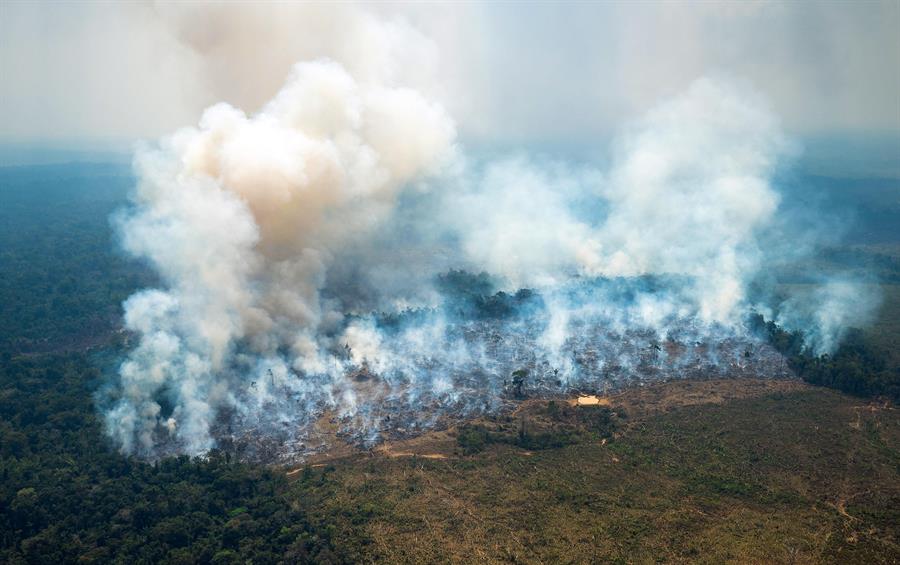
[1,1,898,172]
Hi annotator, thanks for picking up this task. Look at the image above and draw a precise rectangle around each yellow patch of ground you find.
[570,395,612,407]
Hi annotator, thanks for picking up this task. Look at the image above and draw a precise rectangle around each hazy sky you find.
[1,1,898,154]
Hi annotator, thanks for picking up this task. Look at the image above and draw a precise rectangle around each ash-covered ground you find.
[201,275,793,463]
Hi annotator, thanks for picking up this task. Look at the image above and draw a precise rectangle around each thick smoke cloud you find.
[107,57,455,455]
[104,18,878,459]
[446,78,785,323]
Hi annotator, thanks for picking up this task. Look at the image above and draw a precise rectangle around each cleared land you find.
[287,378,899,564]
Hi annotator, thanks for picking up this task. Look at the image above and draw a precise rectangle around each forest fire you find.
[195,276,795,463]
[101,11,875,460]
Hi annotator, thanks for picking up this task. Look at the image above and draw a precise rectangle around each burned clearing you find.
[208,327,793,463]
[184,276,798,464]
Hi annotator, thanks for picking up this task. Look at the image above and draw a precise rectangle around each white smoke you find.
[443,157,604,289]
[777,279,882,355]
[446,78,785,323]
[108,55,455,455]
[105,16,877,458]
[599,78,785,322]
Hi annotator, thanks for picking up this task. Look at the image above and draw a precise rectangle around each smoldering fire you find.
[102,31,878,460]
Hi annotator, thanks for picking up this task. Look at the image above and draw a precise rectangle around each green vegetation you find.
[751,314,900,401]
[0,353,339,564]
[0,164,152,355]
[3,349,897,563]
[0,167,338,563]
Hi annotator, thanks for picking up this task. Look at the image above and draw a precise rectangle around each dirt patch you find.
[570,395,612,407]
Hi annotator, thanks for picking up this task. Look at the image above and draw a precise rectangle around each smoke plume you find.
[107,55,454,454]
[104,17,877,459]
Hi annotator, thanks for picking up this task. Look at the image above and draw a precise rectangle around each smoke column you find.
[106,56,454,454]
[104,21,878,458]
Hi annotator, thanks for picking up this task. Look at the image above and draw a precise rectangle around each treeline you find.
[435,269,543,320]
[0,353,341,564]
[749,314,900,401]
